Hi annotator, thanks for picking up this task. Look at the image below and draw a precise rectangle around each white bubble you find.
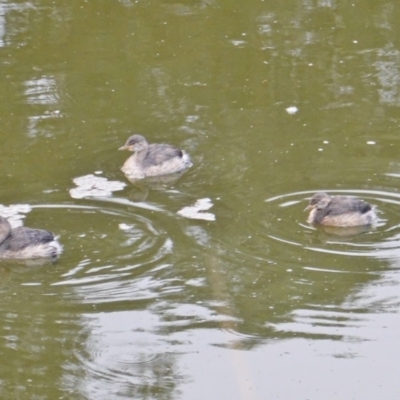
[286,106,298,114]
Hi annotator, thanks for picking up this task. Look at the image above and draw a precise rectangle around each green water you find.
[1,1,400,399]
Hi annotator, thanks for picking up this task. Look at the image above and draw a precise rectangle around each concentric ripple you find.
[262,189,400,259]
[28,200,178,306]
[71,311,180,398]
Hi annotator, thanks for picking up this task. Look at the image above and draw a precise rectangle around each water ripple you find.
[72,311,181,397]
[45,202,175,306]
[263,189,400,260]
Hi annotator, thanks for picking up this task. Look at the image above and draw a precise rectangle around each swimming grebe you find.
[0,216,62,259]
[305,192,377,227]
[118,134,192,180]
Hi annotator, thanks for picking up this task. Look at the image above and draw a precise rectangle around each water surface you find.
[1,1,400,399]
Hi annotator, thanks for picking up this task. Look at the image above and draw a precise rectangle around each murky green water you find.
[1,0,400,399]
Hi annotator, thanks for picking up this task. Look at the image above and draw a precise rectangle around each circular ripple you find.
[25,201,176,305]
[71,311,177,396]
[262,189,400,259]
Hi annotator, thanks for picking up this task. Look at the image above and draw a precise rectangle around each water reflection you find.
[24,76,59,105]
[0,3,6,47]
[73,312,183,399]
[374,45,400,106]
[2,0,400,398]
[0,1,34,47]
[23,75,64,138]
